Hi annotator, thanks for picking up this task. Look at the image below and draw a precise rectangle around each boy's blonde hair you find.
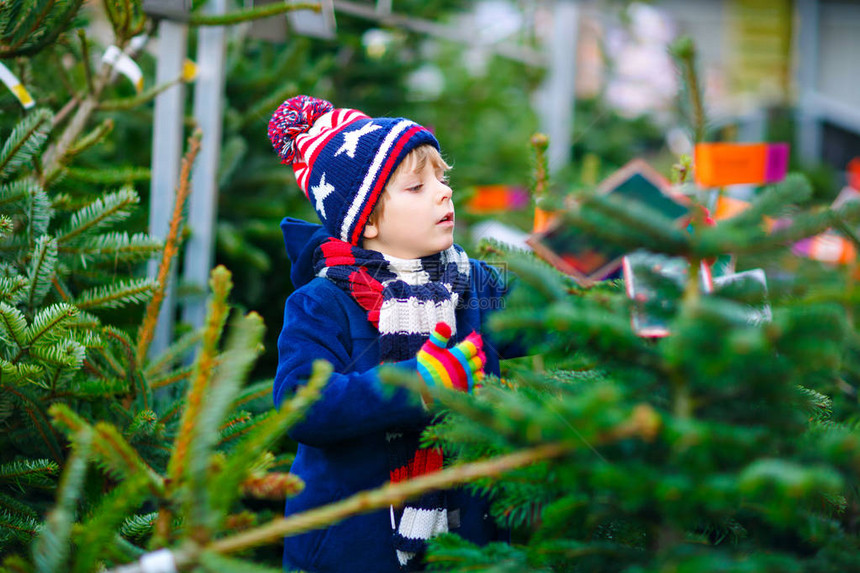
[367,144,451,226]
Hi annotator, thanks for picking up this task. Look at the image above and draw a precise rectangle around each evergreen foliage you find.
[6,2,860,572]
[0,1,344,570]
[403,38,860,573]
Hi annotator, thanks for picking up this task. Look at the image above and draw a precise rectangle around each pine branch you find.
[28,338,85,371]
[149,365,192,390]
[26,235,57,310]
[0,493,39,518]
[0,359,45,387]
[208,360,329,525]
[0,302,28,348]
[127,410,159,442]
[6,386,63,463]
[65,118,114,158]
[143,329,201,378]
[58,232,162,265]
[196,551,285,573]
[71,475,150,573]
[73,278,156,311]
[0,215,11,239]
[217,412,256,446]
[0,459,59,489]
[48,404,165,497]
[0,179,31,208]
[56,186,139,245]
[40,52,116,181]
[0,509,42,546]
[118,513,156,544]
[232,380,272,411]
[136,130,201,362]
[23,303,76,347]
[152,266,233,544]
[98,78,183,112]
[188,2,320,26]
[69,377,129,399]
[0,0,85,58]
[64,166,151,184]
[669,36,707,144]
[209,442,572,556]
[0,275,29,305]
[102,326,136,374]
[27,181,52,239]
[0,109,53,182]
[530,132,549,200]
[187,310,265,538]
[33,430,91,573]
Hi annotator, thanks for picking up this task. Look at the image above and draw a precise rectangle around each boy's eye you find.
[407,184,423,192]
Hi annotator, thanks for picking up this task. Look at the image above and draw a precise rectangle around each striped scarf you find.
[313,237,471,570]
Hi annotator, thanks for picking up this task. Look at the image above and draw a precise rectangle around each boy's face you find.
[362,158,455,259]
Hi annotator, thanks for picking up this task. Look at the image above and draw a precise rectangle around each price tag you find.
[102,45,144,93]
[0,62,35,109]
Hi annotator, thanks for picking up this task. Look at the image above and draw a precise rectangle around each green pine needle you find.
[56,186,139,245]
[0,302,28,348]
[26,183,52,239]
[28,338,85,371]
[0,179,31,210]
[0,509,41,546]
[63,167,152,185]
[118,513,156,544]
[33,430,90,573]
[26,235,57,309]
[59,232,162,265]
[0,110,52,182]
[73,278,156,311]
[23,303,76,346]
[0,459,59,489]
[0,275,29,305]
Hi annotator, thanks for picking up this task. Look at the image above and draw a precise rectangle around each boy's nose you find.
[437,182,452,202]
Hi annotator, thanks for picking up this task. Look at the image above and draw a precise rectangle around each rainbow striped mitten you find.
[416,322,486,393]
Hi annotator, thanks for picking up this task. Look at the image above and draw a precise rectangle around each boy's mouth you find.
[437,212,455,225]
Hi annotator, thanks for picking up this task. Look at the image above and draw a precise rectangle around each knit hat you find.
[268,95,439,245]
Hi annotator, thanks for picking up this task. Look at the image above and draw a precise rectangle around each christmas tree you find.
[413,38,860,572]
[8,2,860,571]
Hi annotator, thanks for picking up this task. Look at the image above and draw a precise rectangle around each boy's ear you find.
[363,221,379,240]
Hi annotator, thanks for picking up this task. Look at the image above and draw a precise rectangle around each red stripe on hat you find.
[293,163,310,197]
[297,114,367,192]
[349,125,424,245]
[297,109,364,157]
[304,115,365,168]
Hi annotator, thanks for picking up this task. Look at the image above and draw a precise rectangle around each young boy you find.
[269,96,511,573]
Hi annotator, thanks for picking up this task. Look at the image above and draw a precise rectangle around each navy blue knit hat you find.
[268,95,439,245]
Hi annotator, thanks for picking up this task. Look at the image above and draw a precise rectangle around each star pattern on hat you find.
[335,122,383,159]
[311,172,335,219]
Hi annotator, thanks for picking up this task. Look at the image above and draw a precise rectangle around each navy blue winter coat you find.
[274,217,513,573]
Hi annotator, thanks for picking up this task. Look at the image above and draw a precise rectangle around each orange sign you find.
[695,143,789,187]
[467,185,529,213]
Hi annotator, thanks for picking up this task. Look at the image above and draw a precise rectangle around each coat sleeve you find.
[273,286,427,447]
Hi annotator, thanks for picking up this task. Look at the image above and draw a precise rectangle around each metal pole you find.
[795,0,821,165]
[148,19,188,358]
[537,0,579,174]
[182,0,228,331]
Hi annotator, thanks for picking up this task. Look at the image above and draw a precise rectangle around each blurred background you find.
[73,0,859,379]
